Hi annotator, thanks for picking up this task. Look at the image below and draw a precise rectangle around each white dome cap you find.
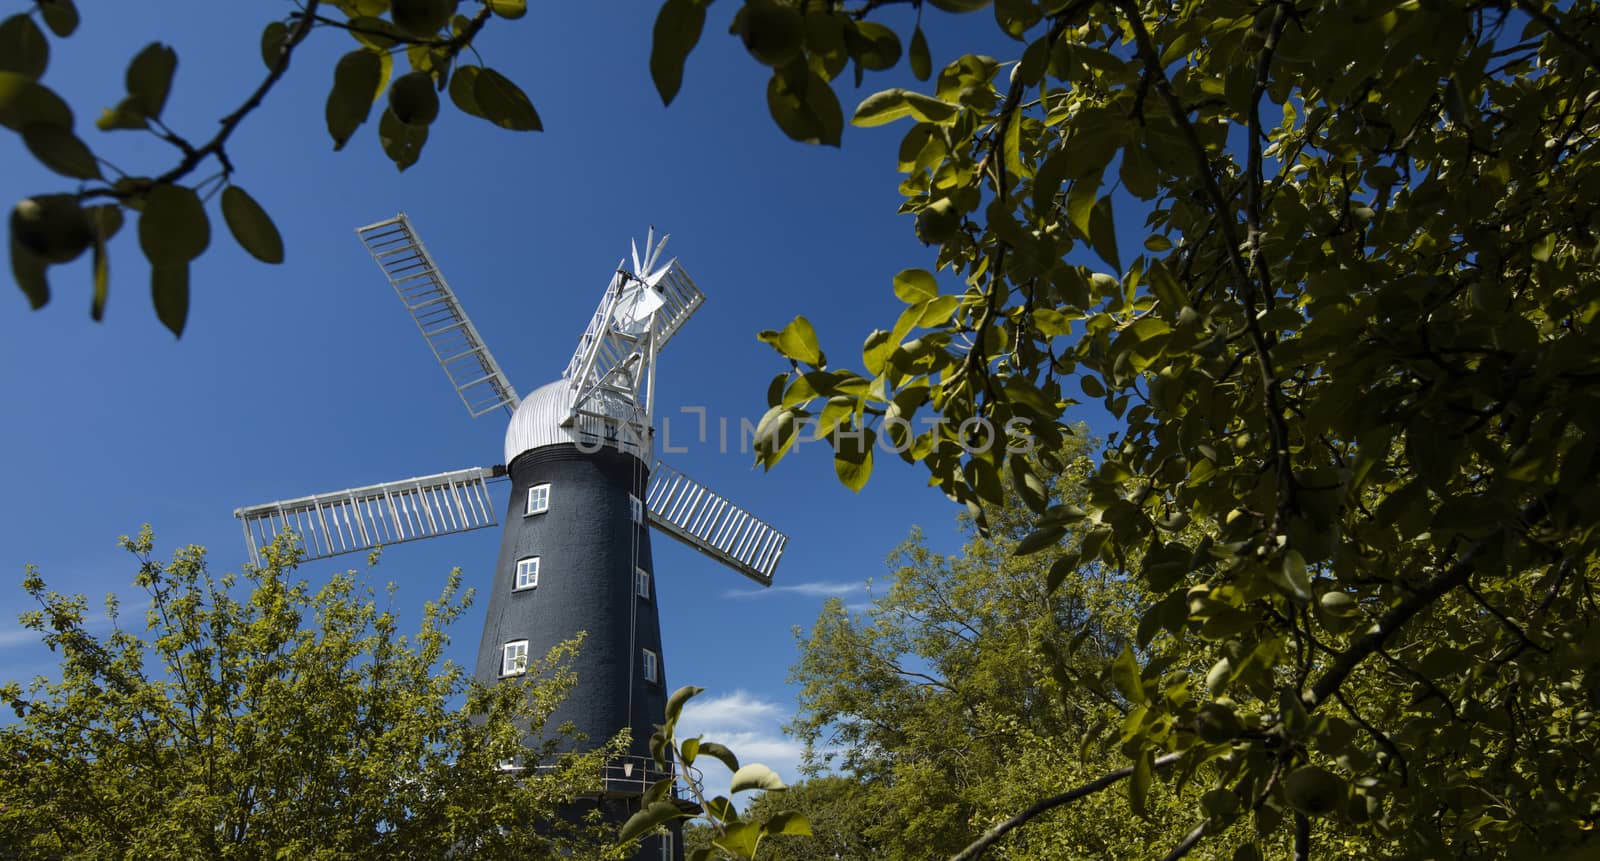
[503,379,642,465]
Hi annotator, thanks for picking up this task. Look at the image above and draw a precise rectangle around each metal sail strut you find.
[644,460,786,587]
[234,467,501,566]
[357,214,520,418]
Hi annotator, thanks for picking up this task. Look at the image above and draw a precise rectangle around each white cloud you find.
[721,580,866,600]
[0,626,40,648]
[676,690,804,802]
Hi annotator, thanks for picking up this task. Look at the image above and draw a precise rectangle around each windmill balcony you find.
[517,754,686,800]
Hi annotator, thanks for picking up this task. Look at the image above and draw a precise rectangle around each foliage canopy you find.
[0,529,618,859]
[670,0,1600,858]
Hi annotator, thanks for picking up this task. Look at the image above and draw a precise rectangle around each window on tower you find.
[501,640,529,677]
[642,648,658,684]
[525,483,551,516]
[635,567,650,600]
[514,557,540,591]
[629,494,643,525]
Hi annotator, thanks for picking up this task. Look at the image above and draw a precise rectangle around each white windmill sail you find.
[234,467,501,566]
[357,214,520,418]
[644,460,786,586]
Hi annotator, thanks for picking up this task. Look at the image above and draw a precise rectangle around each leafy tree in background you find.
[649,0,1600,858]
[4,0,539,335]
[767,438,1270,860]
[0,528,623,859]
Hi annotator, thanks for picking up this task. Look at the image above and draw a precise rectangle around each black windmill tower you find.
[233,215,788,860]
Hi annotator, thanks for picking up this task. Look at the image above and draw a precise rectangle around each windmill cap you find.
[504,379,641,466]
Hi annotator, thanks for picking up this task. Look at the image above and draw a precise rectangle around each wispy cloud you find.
[721,580,866,600]
[0,605,125,651]
[677,690,804,801]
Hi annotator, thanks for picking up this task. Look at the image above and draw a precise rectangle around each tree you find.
[774,439,1272,860]
[4,0,541,335]
[651,1,1600,858]
[0,528,622,859]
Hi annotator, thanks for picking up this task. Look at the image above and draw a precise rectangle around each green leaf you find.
[759,315,823,366]
[9,235,49,309]
[125,43,177,120]
[22,125,100,179]
[1270,549,1312,602]
[0,15,48,79]
[260,21,288,71]
[697,741,740,772]
[1065,173,1099,239]
[138,184,209,265]
[618,800,683,843]
[89,235,107,320]
[765,811,812,836]
[1111,645,1145,704]
[716,820,761,859]
[378,107,428,170]
[1088,196,1120,272]
[852,88,957,127]
[0,72,72,131]
[1003,112,1029,179]
[834,425,875,492]
[473,67,541,131]
[908,26,931,81]
[38,0,77,38]
[665,684,703,722]
[448,65,487,118]
[1130,748,1152,818]
[325,50,383,149]
[730,763,785,793]
[486,0,526,18]
[1146,259,1186,318]
[642,775,674,805]
[651,0,705,106]
[893,268,938,304]
[150,262,189,337]
[767,64,841,146]
[221,186,284,264]
[96,97,148,131]
[851,20,901,70]
[1015,526,1065,556]
[680,736,700,765]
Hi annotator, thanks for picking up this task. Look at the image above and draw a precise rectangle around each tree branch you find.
[1306,493,1554,710]
[1513,0,1600,76]
[1160,819,1210,861]
[1118,0,1296,535]
[80,1,321,201]
[949,752,1182,861]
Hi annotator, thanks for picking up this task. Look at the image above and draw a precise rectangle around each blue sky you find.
[0,1,1056,791]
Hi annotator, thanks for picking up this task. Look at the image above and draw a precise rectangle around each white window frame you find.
[635,567,650,600]
[525,483,551,516]
[514,556,540,591]
[501,640,529,677]
[629,494,643,524]
[642,648,658,684]
[660,829,674,861]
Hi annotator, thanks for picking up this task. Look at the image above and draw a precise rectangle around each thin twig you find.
[949,752,1183,861]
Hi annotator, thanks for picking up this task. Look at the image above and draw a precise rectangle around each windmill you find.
[232,214,788,860]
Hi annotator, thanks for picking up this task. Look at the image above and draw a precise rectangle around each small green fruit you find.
[1194,703,1243,743]
[739,0,804,68]
[1319,591,1358,616]
[1284,765,1345,816]
[389,72,440,126]
[391,0,456,37]
[10,195,93,264]
[915,198,960,244]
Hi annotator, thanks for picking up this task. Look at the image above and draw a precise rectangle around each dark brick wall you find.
[473,443,669,762]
